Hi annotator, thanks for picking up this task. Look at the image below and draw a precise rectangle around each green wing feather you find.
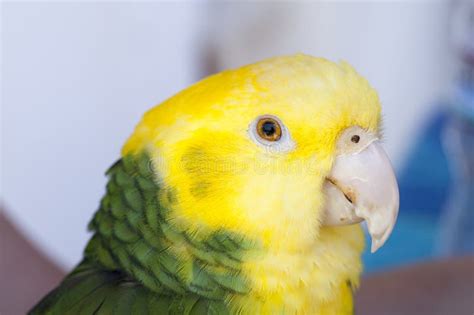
[29,152,259,314]
[30,260,231,315]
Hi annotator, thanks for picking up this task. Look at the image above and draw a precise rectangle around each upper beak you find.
[322,140,399,252]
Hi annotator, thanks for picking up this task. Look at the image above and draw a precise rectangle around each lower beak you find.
[322,141,399,252]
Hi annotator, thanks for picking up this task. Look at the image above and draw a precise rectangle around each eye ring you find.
[256,117,282,141]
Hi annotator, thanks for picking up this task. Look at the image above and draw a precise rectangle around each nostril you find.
[351,135,360,143]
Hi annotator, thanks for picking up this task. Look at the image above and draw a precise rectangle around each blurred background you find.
[1,1,473,314]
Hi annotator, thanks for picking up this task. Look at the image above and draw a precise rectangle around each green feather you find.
[114,221,140,243]
[30,151,261,314]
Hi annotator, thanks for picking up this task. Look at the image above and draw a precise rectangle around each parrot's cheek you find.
[321,140,399,253]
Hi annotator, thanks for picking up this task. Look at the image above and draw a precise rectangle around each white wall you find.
[206,1,454,165]
[2,2,204,268]
[2,2,453,269]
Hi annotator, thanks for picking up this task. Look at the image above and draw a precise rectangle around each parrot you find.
[30,54,399,315]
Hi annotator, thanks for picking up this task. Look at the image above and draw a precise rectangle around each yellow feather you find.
[122,54,380,313]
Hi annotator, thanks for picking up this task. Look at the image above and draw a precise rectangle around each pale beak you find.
[322,140,399,252]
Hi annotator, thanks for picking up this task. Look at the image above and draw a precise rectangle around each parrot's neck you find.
[234,225,365,314]
[86,152,365,314]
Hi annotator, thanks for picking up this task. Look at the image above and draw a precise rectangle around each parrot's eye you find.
[248,115,295,153]
[257,118,282,141]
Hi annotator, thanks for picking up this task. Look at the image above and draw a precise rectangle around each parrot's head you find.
[123,54,399,254]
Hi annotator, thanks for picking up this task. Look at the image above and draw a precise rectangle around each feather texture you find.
[30,152,259,314]
[30,55,381,314]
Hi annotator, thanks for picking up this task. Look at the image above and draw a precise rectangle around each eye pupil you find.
[256,117,282,141]
[262,121,276,136]
[351,135,360,143]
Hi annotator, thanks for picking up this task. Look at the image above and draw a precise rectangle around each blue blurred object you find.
[363,1,474,272]
[364,85,474,273]
[363,108,451,272]
[437,0,474,257]
[364,88,474,272]
[438,82,474,255]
